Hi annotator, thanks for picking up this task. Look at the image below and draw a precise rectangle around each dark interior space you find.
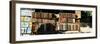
[80,11,92,28]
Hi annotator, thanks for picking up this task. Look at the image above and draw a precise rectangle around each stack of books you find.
[20,15,32,34]
[67,23,79,31]
[32,12,53,19]
[56,23,68,31]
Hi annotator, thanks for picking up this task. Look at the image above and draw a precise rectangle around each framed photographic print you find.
[10,1,97,43]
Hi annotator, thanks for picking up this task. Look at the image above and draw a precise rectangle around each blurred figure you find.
[37,19,58,34]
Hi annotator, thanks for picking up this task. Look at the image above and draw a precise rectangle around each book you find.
[36,12,41,18]
[21,16,25,21]
[48,13,52,18]
[25,17,31,21]
[21,27,27,33]
[43,13,49,18]
[21,22,29,28]
[32,12,35,18]
[67,18,73,23]
[26,27,31,33]
[37,19,42,23]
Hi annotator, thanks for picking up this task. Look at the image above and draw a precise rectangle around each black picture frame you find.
[10,1,97,43]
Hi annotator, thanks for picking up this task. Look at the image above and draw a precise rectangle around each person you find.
[36,18,59,34]
[37,23,57,34]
